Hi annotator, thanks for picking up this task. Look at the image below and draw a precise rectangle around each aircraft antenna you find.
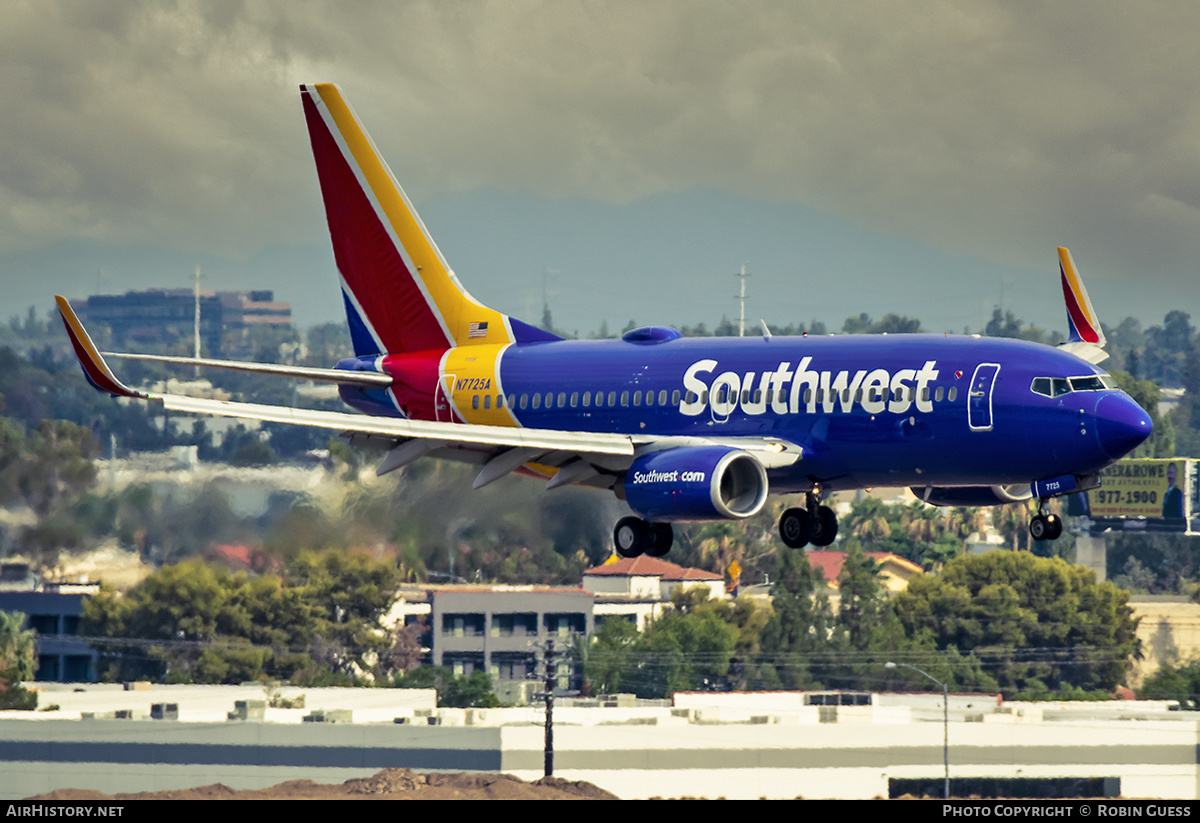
[734,264,750,337]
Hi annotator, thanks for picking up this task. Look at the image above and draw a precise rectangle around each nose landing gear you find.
[1029,500,1063,541]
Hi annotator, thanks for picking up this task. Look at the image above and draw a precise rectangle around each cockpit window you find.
[1031,374,1111,397]
[1069,376,1106,392]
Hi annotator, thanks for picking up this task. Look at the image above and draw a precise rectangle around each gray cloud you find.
[3,1,1199,299]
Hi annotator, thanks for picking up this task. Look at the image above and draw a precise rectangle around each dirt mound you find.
[29,769,619,801]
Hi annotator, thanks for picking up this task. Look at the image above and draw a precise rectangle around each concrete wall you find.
[5,703,1200,800]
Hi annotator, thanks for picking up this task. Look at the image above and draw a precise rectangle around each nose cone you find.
[1096,393,1154,460]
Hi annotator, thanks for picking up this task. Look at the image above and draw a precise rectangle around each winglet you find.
[1058,247,1106,348]
[55,296,149,399]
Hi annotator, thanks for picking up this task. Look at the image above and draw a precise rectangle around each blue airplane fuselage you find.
[340,331,1151,497]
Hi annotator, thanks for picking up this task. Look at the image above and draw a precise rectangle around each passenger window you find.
[658,390,668,406]
[621,391,630,406]
[608,391,617,406]
[570,392,578,407]
[472,395,480,410]
[483,395,491,410]
[672,390,681,405]
[520,394,529,409]
[557,392,566,408]
[948,387,957,402]
[633,391,642,406]
[582,391,590,407]
[935,386,944,403]
[531,393,541,409]
[921,387,929,403]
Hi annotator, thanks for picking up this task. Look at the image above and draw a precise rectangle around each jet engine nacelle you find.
[623,446,768,522]
[910,484,1034,507]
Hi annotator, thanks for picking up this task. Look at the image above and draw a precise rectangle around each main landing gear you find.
[778,489,839,549]
[1029,500,1063,542]
[613,517,674,558]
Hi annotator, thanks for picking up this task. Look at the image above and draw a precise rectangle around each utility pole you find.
[536,635,576,778]
[543,637,555,777]
[734,265,750,337]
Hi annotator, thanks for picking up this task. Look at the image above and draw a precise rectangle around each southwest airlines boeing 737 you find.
[56,83,1153,558]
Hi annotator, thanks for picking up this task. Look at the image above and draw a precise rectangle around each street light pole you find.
[886,661,949,799]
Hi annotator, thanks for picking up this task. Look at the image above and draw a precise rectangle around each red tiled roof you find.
[584,555,723,580]
[806,550,923,587]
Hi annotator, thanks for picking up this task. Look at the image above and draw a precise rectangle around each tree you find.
[392,665,500,708]
[835,542,883,650]
[1139,660,1200,708]
[0,611,37,710]
[757,546,829,689]
[586,617,642,695]
[81,553,401,684]
[635,599,739,697]
[945,507,988,558]
[891,552,1140,696]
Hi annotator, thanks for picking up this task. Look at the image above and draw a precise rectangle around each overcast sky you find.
[4,1,1199,333]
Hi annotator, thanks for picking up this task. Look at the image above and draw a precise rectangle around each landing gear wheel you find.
[614,517,648,558]
[1044,513,1062,540]
[809,505,839,547]
[1029,514,1050,542]
[646,523,674,557]
[779,507,811,548]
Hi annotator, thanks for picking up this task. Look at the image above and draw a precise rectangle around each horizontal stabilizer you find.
[105,352,393,387]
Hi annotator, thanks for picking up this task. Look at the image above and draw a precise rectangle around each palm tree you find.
[945,507,989,557]
[995,502,1033,551]
[847,497,893,546]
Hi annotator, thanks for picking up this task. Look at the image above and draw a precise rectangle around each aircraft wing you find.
[56,296,801,490]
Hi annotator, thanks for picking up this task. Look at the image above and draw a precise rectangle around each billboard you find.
[1085,457,1190,524]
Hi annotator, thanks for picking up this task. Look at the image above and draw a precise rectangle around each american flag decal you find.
[468,321,488,338]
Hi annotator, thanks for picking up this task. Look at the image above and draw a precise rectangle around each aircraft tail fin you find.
[1056,247,1108,364]
[1058,247,1106,347]
[300,84,558,357]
